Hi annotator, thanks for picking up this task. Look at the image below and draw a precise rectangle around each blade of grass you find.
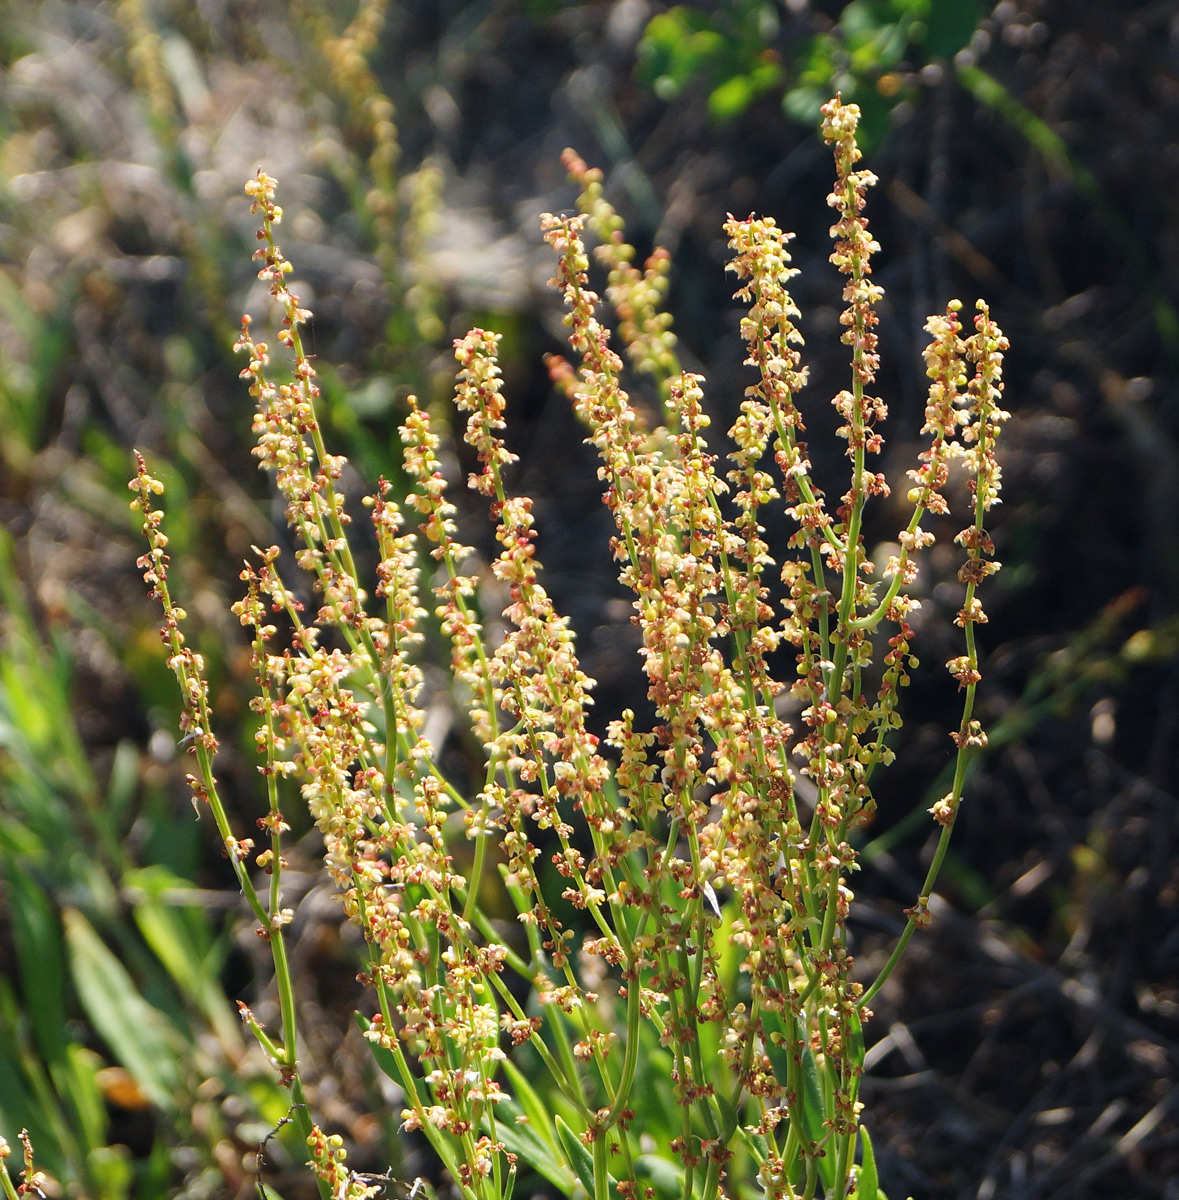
[2,854,67,1069]
[63,908,183,1112]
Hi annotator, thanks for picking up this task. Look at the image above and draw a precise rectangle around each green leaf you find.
[711,1084,740,1140]
[800,1047,835,1192]
[799,1047,825,1143]
[0,975,78,1169]
[352,1011,402,1087]
[783,85,828,127]
[63,908,182,1111]
[60,1045,108,1158]
[848,1009,866,1069]
[709,74,755,120]
[637,9,726,95]
[631,1044,678,1143]
[922,0,980,59]
[2,854,67,1066]
[105,739,140,830]
[632,1155,683,1200]
[850,1125,881,1200]
[86,1145,133,1200]
[125,865,239,1047]
[759,1010,793,1084]
[845,1008,868,1117]
[501,1057,560,1155]
[486,1093,573,1196]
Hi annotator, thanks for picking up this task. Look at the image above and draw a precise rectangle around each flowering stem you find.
[129,459,324,1196]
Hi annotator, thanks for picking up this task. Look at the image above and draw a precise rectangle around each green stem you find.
[593,1130,611,1200]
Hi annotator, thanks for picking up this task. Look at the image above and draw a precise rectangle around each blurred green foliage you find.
[638,0,981,142]
[0,524,291,1198]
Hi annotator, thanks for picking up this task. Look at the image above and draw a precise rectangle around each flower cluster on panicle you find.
[4,1129,51,1200]
[305,1125,373,1200]
[398,395,494,748]
[820,96,884,403]
[449,326,627,989]
[237,170,367,637]
[908,302,968,514]
[561,149,680,396]
[962,301,1011,517]
[943,301,1009,757]
[128,453,219,774]
[131,104,1008,1200]
[318,0,400,187]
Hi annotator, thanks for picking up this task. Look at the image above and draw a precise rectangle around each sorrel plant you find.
[116,98,1006,1200]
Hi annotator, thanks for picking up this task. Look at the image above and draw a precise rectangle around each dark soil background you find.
[2,2,1178,1199]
